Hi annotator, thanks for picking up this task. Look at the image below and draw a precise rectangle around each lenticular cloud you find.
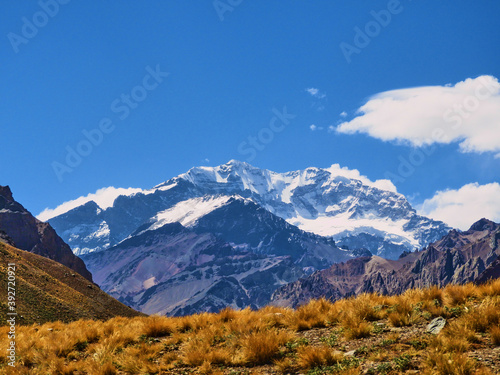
[337,75,500,156]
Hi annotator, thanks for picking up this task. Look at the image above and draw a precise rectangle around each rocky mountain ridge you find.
[0,186,92,281]
[271,218,500,308]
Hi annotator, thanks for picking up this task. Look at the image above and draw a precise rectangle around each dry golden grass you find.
[387,296,420,327]
[241,329,292,365]
[467,298,500,333]
[274,357,295,374]
[342,316,373,340]
[296,345,343,370]
[445,320,480,344]
[423,352,476,375]
[143,315,175,338]
[3,279,500,374]
[490,325,500,346]
[444,283,477,306]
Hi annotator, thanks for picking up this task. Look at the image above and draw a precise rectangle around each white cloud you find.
[309,124,324,131]
[306,88,319,96]
[340,111,347,118]
[327,164,398,193]
[306,87,326,99]
[37,187,143,222]
[418,182,500,230]
[337,76,500,155]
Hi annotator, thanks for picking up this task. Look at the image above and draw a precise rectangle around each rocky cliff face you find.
[0,186,92,281]
[271,219,500,308]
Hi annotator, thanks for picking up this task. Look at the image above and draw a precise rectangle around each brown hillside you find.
[0,242,143,325]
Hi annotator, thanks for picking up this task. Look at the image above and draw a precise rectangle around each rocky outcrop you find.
[0,186,92,281]
[0,229,14,246]
[272,219,500,307]
[476,258,500,284]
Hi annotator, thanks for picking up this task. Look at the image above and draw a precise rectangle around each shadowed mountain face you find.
[271,219,500,308]
[81,222,305,316]
[48,161,450,259]
[0,186,92,281]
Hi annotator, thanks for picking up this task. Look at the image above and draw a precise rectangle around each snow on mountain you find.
[47,160,450,258]
[144,195,244,232]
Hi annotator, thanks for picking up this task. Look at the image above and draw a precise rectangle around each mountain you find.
[0,186,92,281]
[81,222,304,316]
[0,241,142,324]
[80,194,371,316]
[271,219,500,308]
[47,161,450,259]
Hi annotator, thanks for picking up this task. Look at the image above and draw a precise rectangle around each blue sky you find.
[1,1,500,228]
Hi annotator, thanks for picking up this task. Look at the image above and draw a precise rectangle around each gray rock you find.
[344,350,356,357]
[426,317,446,335]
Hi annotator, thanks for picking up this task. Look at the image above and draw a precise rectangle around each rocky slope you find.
[81,222,304,316]
[47,161,450,259]
[271,219,500,308]
[0,186,92,281]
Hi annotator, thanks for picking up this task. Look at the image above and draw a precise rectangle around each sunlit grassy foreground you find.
[2,280,500,374]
